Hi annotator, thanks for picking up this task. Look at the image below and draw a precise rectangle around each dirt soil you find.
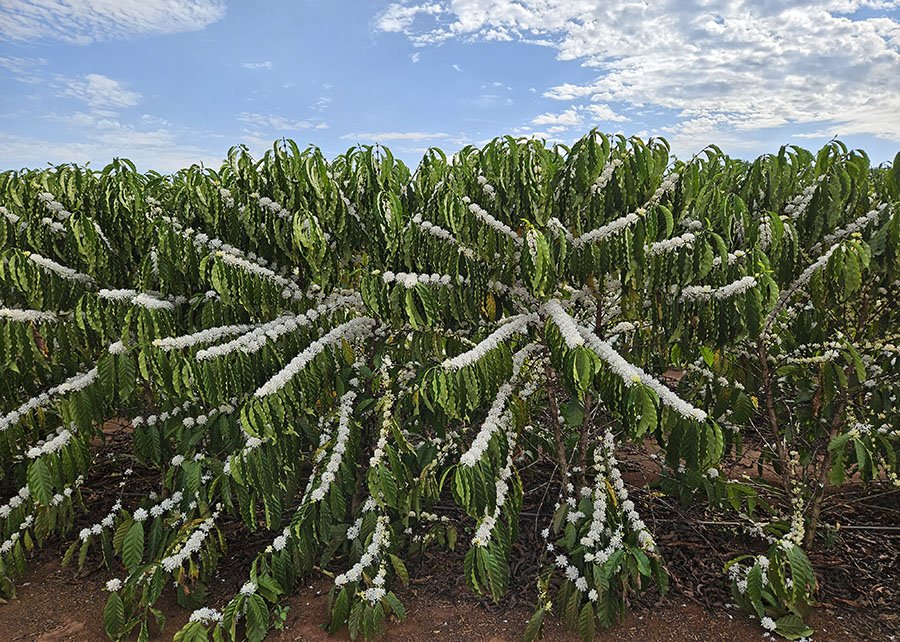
[0,436,896,642]
[0,552,862,642]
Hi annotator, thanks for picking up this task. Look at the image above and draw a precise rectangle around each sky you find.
[0,0,899,172]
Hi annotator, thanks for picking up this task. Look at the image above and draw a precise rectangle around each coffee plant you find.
[0,133,897,642]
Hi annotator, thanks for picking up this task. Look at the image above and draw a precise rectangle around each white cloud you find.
[377,1,900,144]
[63,74,141,109]
[658,115,757,159]
[0,0,226,44]
[1,62,142,113]
[52,111,173,146]
[3,112,221,171]
[314,96,332,112]
[531,107,581,128]
[0,55,47,81]
[236,133,276,158]
[452,63,463,71]
[464,93,514,108]
[410,52,421,63]
[529,104,627,130]
[585,104,629,123]
[376,3,443,33]
[340,131,451,141]
[505,129,570,145]
[238,112,319,130]
[241,61,273,70]
[140,114,171,127]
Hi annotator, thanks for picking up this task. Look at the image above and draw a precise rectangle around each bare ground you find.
[1,434,896,642]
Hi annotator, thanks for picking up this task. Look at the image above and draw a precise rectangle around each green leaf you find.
[854,439,872,480]
[103,591,125,640]
[389,553,409,586]
[447,525,458,552]
[775,614,815,640]
[384,592,406,621]
[632,547,652,577]
[578,602,595,642]
[746,565,765,617]
[560,399,584,427]
[638,387,658,436]
[328,588,350,633]
[348,599,365,640]
[27,458,53,505]
[785,544,816,602]
[463,547,479,593]
[245,594,269,642]
[891,151,900,193]
[572,347,596,394]
[484,546,509,601]
[122,521,144,571]
[524,607,544,642]
[173,622,209,642]
[117,352,136,399]
[404,289,425,329]
[843,248,861,295]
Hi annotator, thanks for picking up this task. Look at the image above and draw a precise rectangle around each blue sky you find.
[1,1,898,171]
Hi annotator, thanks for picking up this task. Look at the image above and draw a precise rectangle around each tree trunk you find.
[544,363,569,484]
[757,336,792,493]
[804,399,846,548]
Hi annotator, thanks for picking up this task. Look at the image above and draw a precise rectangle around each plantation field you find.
[0,133,897,642]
